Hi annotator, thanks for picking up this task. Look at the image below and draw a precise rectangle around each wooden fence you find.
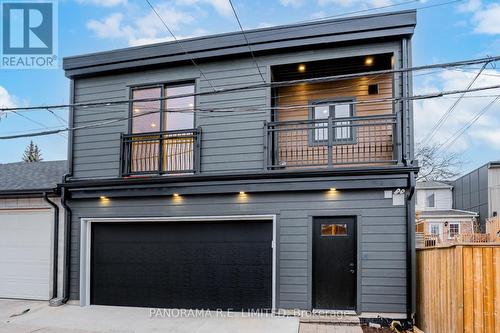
[486,217,500,242]
[416,244,500,333]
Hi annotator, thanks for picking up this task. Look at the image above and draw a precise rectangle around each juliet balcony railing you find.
[264,114,399,170]
[120,128,201,176]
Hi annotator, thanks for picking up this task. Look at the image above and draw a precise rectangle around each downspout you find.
[406,171,416,323]
[57,79,75,305]
[58,174,73,305]
[43,192,59,301]
[51,80,75,306]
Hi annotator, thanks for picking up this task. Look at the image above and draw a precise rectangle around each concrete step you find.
[299,314,360,325]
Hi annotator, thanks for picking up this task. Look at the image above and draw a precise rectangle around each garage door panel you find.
[0,210,51,300]
[91,221,272,310]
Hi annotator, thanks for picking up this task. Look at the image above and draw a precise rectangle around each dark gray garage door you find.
[91,221,272,310]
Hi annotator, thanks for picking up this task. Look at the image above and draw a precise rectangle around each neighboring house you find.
[61,11,418,318]
[415,181,478,242]
[0,160,66,301]
[453,161,500,230]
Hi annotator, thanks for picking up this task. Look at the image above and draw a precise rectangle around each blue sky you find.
[1,0,500,175]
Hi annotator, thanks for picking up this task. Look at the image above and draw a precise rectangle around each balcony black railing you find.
[264,114,399,170]
[120,128,201,176]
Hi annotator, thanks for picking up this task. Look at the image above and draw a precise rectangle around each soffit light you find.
[298,64,306,72]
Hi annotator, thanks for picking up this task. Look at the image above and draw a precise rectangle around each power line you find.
[12,111,67,139]
[299,0,464,24]
[420,60,489,145]
[242,0,464,42]
[228,0,267,84]
[436,95,500,153]
[2,55,500,113]
[3,83,500,140]
[144,0,218,92]
[297,0,420,24]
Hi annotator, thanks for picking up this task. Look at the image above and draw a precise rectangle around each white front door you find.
[0,209,51,300]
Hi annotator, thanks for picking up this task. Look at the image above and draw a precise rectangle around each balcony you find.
[120,128,201,176]
[264,114,398,170]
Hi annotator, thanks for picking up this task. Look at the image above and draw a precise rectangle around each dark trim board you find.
[63,10,416,78]
[307,212,363,313]
[313,216,357,311]
[80,215,278,309]
[90,221,272,310]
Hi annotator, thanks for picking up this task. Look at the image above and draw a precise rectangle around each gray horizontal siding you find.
[68,188,407,313]
[71,41,404,180]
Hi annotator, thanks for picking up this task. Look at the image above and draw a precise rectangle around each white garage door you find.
[0,209,51,300]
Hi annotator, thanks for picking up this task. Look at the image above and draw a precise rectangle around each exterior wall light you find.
[100,196,107,200]
[173,193,180,197]
[239,191,246,195]
[329,188,337,192]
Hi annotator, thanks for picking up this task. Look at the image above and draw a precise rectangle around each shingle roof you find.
[416,180,453,189]
[418,209,478,217]
[0,160,67,192]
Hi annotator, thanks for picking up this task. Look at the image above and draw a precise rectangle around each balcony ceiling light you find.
[151,123,156,127]
[133,108,140,113]
[298,64,306,72]
[365,57,374,66]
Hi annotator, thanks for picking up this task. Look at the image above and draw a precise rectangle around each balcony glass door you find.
[130,87,162,173]
[128,83,195,175]
[163,84,195,173]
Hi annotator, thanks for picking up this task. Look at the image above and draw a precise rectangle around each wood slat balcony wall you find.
[269,74,396,169]
[120,128,201,176]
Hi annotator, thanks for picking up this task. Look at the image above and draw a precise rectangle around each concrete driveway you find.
[0,299,299,333]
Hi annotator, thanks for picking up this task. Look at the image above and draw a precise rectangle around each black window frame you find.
[128,81,196,134]
[309,98,356,145]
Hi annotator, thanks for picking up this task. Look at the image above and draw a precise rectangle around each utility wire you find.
[2,55,500,113]
[420,60,489,145]
[242,0,464,42]
[228,0,267,84]
[435,95,500,154]
[297,0,420,24]
[144,0,218,92]
[298,0,464,24]
[12,111,67,138]
[3,83,500,140]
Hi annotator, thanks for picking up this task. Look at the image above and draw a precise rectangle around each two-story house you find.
[453,161,500,230]
[415,181,478,243]
[60,10,418,319]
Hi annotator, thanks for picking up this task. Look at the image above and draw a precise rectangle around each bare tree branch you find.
[415,144,463,181]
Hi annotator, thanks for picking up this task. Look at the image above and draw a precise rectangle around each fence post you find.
[455,246,464,333]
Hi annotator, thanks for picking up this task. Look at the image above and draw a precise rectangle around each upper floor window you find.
[131,83,195,133]
[311,100,354,142]
[426,192,435,208]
